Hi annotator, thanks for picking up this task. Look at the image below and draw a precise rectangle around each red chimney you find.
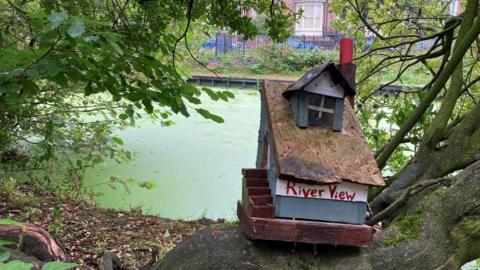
[338,38,356,107]
[340,38,353,64]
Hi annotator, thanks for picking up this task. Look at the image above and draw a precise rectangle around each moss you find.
[379,209,423,247]
[451,216,480,263]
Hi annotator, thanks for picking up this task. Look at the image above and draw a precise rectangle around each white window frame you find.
[295,2,324,33]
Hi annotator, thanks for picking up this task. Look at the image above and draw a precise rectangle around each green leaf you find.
[181,84,198,95]
[83,35,99,42]
[105,37,123,56]
[42,261,78,270]
[201,87,219,101]
[45,59,63,77]
[21,79,39,95]
[223,91,235,99]
[112,136,124,145]
[138,180,156,190]
[126,107,134,117]
[195,108,224,123]
[53,74,69,88]
[48,12,68,29]
[38,30,57,48]
[1,260,33,270]
[142,99,153,114]
[0,82,21,95]
[0,219,23,226]
[119,113,129,120]
[67,21,85,38]
[0,240,16,247]
[185,96,201,105]
[0,250,9,262]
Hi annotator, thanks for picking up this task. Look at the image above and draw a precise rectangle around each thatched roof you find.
[262,80,384,186]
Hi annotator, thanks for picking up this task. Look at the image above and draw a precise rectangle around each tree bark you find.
[153,161,480,270]
[0,224,67,262]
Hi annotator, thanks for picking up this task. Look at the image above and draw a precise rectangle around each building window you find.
[307,94,336,128]
[295,2,324,33]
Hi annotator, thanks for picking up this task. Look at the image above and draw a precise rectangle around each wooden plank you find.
[267,144,277,198]
[251,205,274,218]
[337,64,356,107]
[250,195,273,205]
[242,178,252,215]
[333,98,344,132]
[246,178,269,187]
[247,187,270,195]
[274,195,367,224]
[296,92,309,128]
[242,168,268,178]
[256,97,268,168]
[237,201,373,247]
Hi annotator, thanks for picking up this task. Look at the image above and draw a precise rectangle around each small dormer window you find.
[307,94,336,128]
[283,63,356,132]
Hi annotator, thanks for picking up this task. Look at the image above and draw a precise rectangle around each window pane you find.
[303,17,315,29]
[295,3,323,31]
[308,94,335,109]
[308,94,336,128]
[302,4,315,16]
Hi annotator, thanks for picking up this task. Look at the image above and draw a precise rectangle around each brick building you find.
[243,0,337,36]
[283,0,336,36]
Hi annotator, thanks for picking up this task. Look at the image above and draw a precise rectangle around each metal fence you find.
[201,32,340,56]
[200,32,437,57]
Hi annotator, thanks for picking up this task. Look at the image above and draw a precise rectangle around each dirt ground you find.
[0,185,219,269]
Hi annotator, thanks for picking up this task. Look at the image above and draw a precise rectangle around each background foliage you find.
[0,0,297,197]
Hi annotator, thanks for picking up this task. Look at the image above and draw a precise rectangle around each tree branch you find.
[367,176,451,225]
[420,0,479,148]
[172,0,194,70]
[376,14,480,169]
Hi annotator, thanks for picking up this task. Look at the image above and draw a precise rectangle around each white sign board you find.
[276,179,368,202]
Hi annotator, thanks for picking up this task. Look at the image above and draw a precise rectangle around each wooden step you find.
[245,178,269,187]
[247,187,271,196]
[251,205,274,218]
[242,168,267,178]
[249,195,273,205]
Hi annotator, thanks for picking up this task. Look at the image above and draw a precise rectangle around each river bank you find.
[0,183,224,269]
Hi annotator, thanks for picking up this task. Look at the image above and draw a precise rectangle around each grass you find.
[380,63,433,86]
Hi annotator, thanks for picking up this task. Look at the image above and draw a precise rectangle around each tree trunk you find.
[153,161,480,270]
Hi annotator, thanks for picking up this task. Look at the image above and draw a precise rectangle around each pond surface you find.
[84,88,260,220]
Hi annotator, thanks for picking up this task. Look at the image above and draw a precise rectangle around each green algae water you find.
[84,88,260,220]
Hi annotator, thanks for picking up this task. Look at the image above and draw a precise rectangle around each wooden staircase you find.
[241,169,274,218]
[238,169,375,247]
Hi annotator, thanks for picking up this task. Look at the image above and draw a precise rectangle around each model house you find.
[238,39,385,247]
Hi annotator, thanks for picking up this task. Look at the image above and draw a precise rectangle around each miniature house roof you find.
[261,80,384,187]
[283,62,356,98]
